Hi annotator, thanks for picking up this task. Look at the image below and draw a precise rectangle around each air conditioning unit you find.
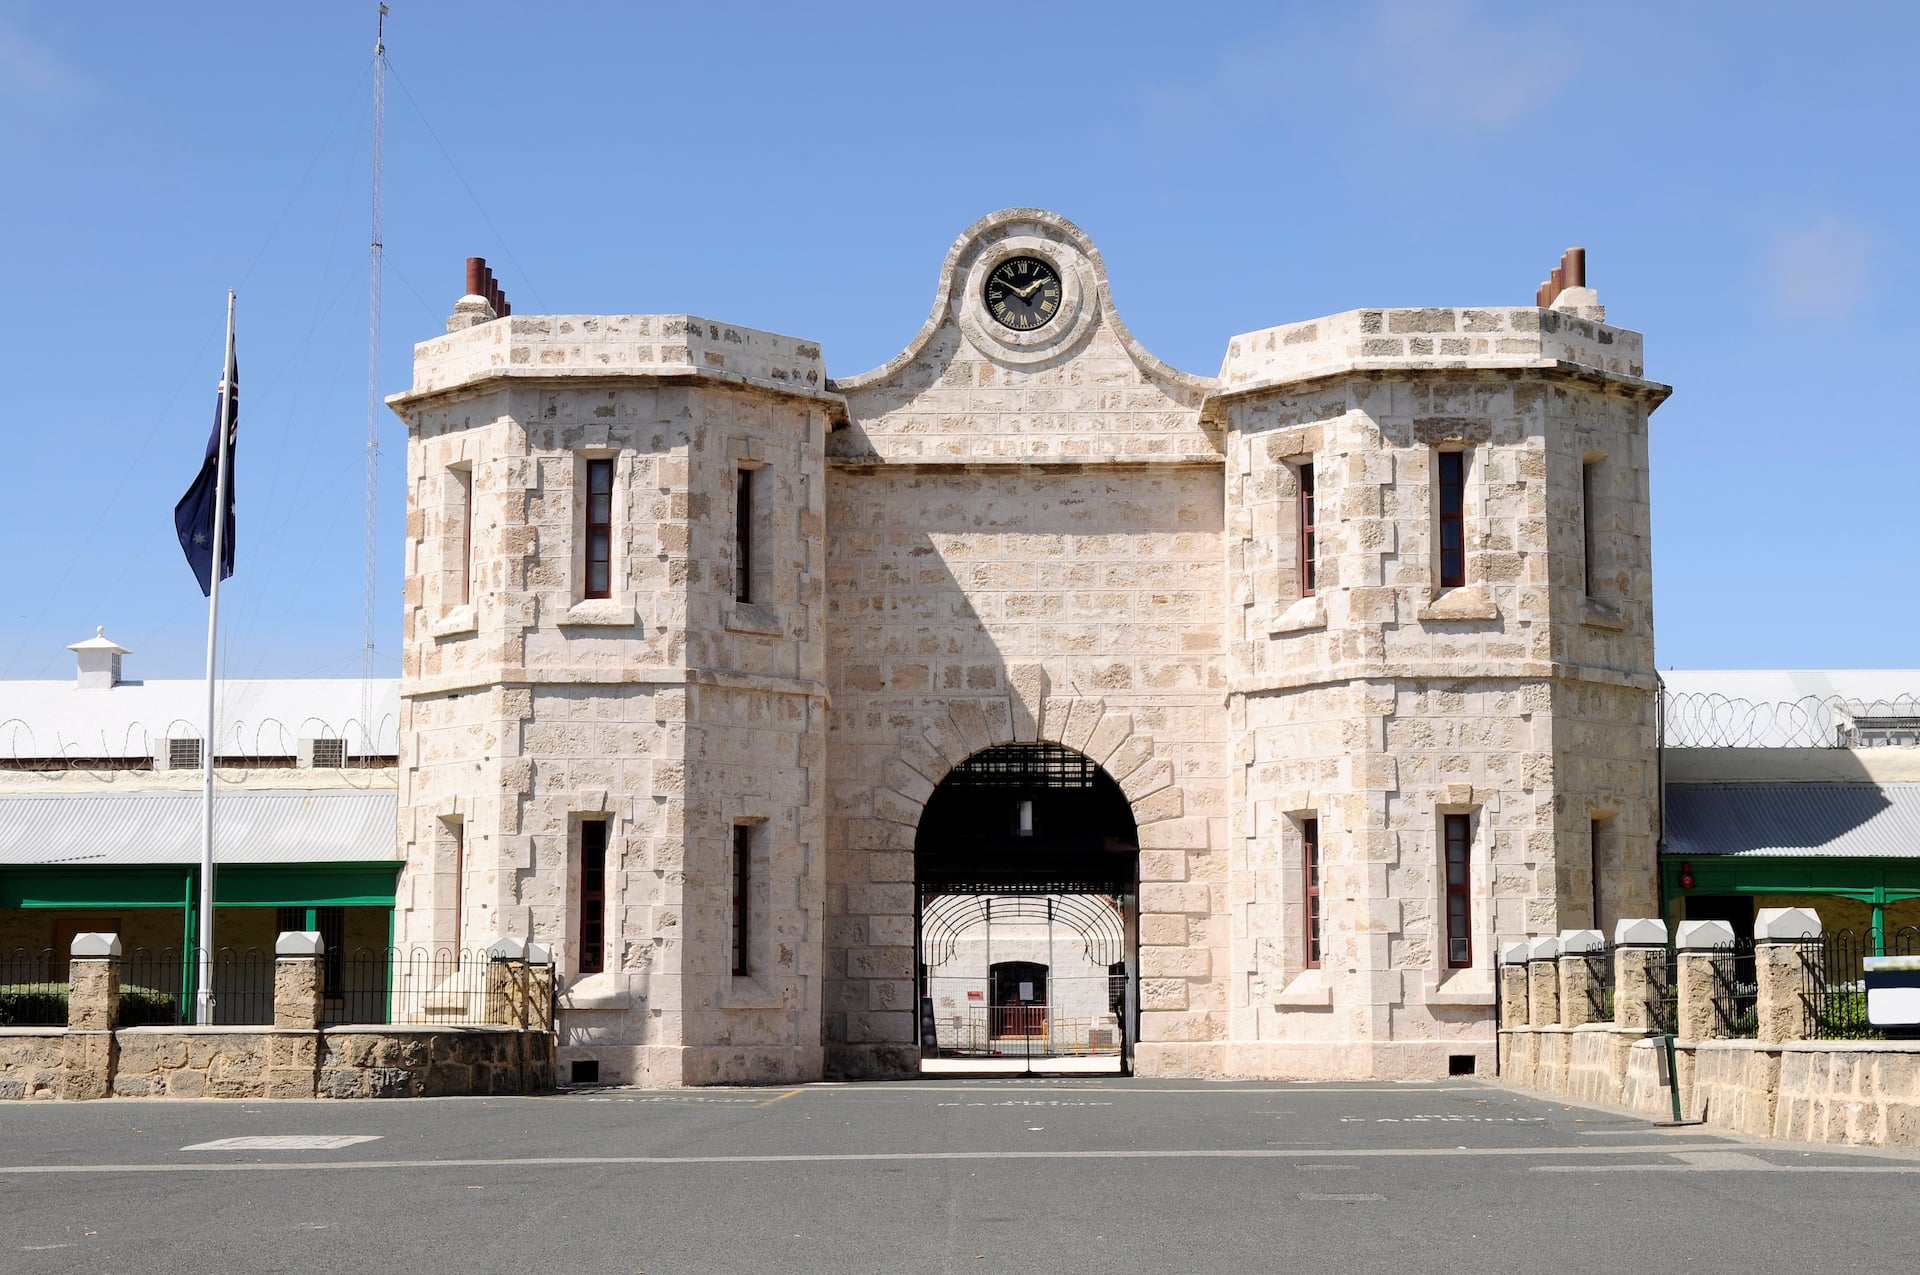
[299,737,348,768]
[156,737,203,771]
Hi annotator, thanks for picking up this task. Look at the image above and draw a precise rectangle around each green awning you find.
[0,862,399,910]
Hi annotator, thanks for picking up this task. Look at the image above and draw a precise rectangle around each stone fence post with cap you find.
[64,933,121,1100]
[1526,937,1561,1027]
[1497,941,1531,1081]
[1675,919,1734,1041]
[1754,907,1822,1042]
[269,931,325,1099]
[1611,918,1669,1031]
[1558,930,1605,1027]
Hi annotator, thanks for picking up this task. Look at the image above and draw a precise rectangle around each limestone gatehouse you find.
[386,208,1670,1086]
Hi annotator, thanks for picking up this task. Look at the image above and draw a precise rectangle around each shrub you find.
[0,983,67,1026]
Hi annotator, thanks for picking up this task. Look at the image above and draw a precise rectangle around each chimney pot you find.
[465,257,486,297]
[1564,247,1586,288]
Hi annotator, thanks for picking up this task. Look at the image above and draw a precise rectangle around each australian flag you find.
[174,335,238,597]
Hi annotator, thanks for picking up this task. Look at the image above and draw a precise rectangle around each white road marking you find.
[181,1135,383,1152]
[1298,1192,1386,1201]
[0,1141,1810,1175]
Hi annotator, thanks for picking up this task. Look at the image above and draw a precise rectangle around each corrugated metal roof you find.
[0,790,398,865]
[0,678,400,760]
[1664,783,1920,859]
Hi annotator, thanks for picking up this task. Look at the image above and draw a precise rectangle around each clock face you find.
[983,255,1063,331]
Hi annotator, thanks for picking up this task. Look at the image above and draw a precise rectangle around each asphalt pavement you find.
[2,1077,1915,1274]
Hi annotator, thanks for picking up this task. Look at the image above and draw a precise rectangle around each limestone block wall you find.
[1217,326,1662,1077]
[820,463,1229,1077]
[394,330,831,1086]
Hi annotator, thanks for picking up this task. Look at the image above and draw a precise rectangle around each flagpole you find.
[196,289,237,1026]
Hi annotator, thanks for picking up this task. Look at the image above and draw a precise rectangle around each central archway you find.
[914,742,1140,1074]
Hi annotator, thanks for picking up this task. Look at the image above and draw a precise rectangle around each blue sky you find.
[1,0,1913,682]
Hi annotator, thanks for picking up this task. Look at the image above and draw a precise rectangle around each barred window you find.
[1445,814,1473,968]
[1297,462,1317,597]
[580,819,607,975]
[732,824,753,977]
[1438,451,1466,589]
[584,459,614,600]
[1302,817,1322,969]
[734,468,753,604]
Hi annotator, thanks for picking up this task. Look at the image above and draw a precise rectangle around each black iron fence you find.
[0,948,63,1026]
[0,945,554,1031]
[1711,938,1759,1038]
[115,948,275,1026]
[1801,927,1920,1041]
[326,947,550,1028]
[1586,943,1616,1022]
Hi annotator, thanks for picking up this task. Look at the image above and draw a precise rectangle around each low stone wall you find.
[320,1027,554,1098]
[1506,1030,1920,1147]
[1495,912,1920,1148]
[0,932,556,1100]
[0,1025,553,1100]
[0,1028,66,1099]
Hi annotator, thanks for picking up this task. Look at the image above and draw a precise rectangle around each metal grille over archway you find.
[914,743,1139,1073]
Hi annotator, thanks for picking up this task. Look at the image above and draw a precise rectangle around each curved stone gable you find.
[827,208,1221,465]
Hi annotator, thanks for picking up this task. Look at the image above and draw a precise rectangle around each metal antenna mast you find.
[362,3,387,757]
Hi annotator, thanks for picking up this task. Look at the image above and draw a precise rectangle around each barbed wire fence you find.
[1661,692,1920,749]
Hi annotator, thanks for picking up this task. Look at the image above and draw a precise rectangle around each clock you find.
[983,255,1063,331]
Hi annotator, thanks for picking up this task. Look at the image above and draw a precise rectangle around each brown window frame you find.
[1444,813,1473,969]
[1590,817,1605,930]
[1438,451,1466,589]
[1580,459,1598,598]
[734,468,753,604]
[579,819,607,975]
[732,824,752,977]
[1302,817,1322,970]
[450,820,465,954]
[584,458,614,601]
[1297,462,1317,598]
[453,466,474,606]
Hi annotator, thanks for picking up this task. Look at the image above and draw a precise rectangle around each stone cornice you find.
[1229,661,1659,696]
[403,666,828,701]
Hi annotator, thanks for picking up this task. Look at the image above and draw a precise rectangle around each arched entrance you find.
[914,742,1139,1074]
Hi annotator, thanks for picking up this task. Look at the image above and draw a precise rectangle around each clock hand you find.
[1002,276,1048,300]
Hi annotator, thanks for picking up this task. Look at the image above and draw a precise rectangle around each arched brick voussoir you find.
[1128,784,1185,826]
[882,759,935,807]
[981,697,1015,746]
[1120,757,1176,804]
[946,699,992,756]
[922,721,971,769]
[1102,736,1156,786]
[893,733,949,787]
[1082,709,1132,767]
[871,786,926,829]
[1061,698,1105,753]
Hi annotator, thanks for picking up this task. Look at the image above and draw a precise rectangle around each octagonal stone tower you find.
[388,304,835,1085]
[388,211,1669,1084]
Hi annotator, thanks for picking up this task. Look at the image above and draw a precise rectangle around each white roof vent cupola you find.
[68,627,130,690]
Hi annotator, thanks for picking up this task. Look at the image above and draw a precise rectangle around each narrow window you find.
[1438,451,1465,588]
[732,824,752,977]
[450,820,465,954]
[1297,462,1317,597]
[1302,817,1322,970]
[452,466,474,605]
[734,468,753,604]
[1444,814,1472,968]
[584,459,614,600]
[1590,817,1605,931]
[1580,459,1598,598]
[579,819,607,975]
